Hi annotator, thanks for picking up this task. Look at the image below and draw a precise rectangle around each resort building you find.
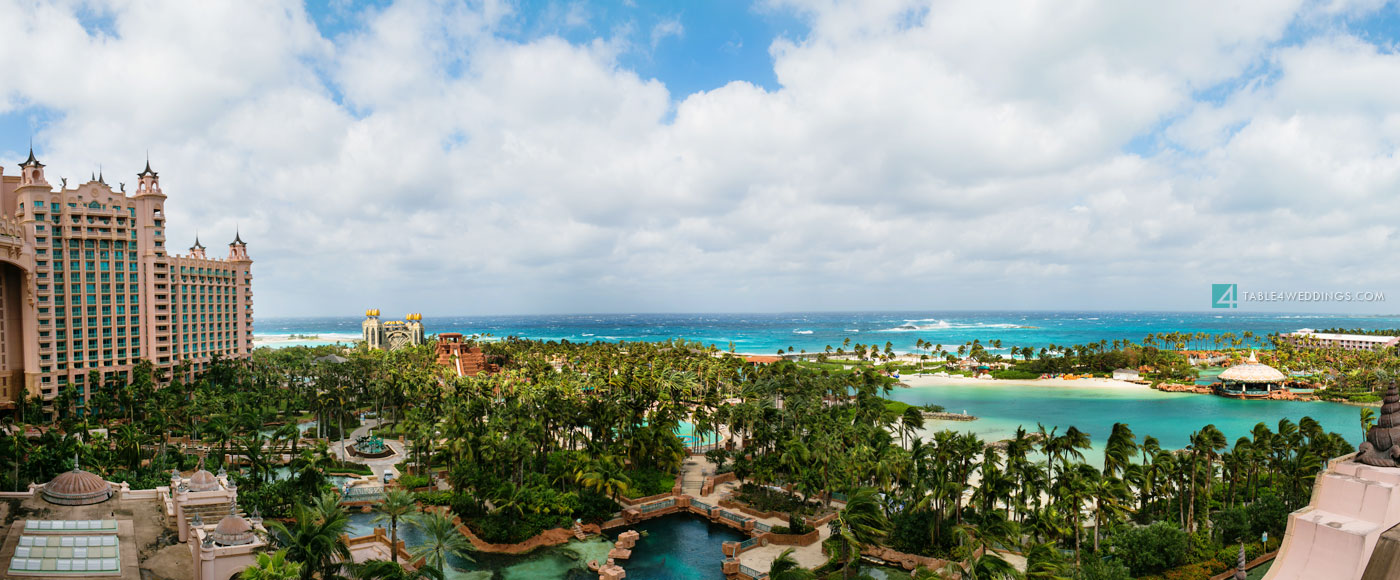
[435,333,500,377]
[1284,329,1399,352]
[361,310,424,351]
[1111,368,1142,381]
[0,153,253,413]
[1215,352,1289,398]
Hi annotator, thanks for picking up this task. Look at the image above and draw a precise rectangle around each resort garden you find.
[0,336,1362,579]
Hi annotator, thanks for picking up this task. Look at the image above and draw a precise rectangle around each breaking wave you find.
[877,320,1028,332]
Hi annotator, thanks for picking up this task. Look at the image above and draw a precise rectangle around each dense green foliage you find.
[0,331,1366,579]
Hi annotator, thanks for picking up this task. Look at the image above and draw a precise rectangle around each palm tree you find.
[241,549,303,580]
[769,547,817,580]
[1023,542,1070,580]
[408,510,475,573]
[350,560,443,580]
[827,487,889,579]
[266,496,352,580]
[1362,407,1377,440]
[374,490,418,564]
[575,455,631,502]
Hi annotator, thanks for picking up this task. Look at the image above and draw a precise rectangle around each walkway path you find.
[328,418,406,484]
[677,456,840,573]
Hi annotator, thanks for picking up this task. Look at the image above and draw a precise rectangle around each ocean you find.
[255,310,1400,354]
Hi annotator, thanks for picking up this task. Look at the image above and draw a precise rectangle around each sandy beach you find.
[900,373,1150,390]
[252,334,358,347]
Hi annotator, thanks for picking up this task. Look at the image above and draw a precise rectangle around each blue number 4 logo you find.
[1212,284,1238,309]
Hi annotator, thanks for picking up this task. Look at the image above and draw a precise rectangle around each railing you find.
[638,499,675,514]
[691,500,713,511]
[755,521,772,533]
[739,563,768,579]
[720,510,750,525]
[738,537,761,550]
[342,486,384,501]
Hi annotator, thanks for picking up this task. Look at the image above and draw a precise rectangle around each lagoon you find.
[889,381,1366,464]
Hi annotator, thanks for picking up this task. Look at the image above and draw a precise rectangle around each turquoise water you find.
[608,515,745,579]
[345,512,612,579]
[345,512,743,579]
[676,421,722,448]
[890,382,1365,465]
[254,311,1400,355]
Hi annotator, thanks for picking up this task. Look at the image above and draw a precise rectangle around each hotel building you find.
[1284,329,1400,352]
[0,151,253,412]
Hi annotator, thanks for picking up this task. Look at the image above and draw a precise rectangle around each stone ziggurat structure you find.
[1265,381,1400,579]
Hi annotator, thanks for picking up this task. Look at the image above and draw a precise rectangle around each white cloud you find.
[650,17,684,48]
[1,0,1398,316]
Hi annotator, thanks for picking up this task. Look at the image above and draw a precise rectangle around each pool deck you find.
[679,455,835,571]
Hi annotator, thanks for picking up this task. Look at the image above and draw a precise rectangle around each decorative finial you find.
[1357,379,1400,467]
[98,164,104,184]
[73,452,80,471]
[138,154,157,178]
[21,144,42,168]
[1234,543,1247,580]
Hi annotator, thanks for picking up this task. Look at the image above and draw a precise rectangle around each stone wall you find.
[429,506,602,555]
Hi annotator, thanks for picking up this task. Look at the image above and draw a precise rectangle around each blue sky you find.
[2,0,1400,317]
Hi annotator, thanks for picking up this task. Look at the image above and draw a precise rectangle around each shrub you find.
[623,468,676,498]
[1158,559,1224,580]
[397,475,432,490]
[991,369,1042,380]
[468,512,572,544]
[788,512,812,535]
[414,490,454,506]
[573,491,620,523]
[1109,521,1189,576]
[1075,555,1132,580]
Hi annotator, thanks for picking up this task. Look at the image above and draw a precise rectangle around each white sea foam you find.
[877,320,1025,332]
[792,330,814,335]
[844,329,861,332]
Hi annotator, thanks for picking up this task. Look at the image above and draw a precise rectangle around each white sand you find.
[900,373,1150,390]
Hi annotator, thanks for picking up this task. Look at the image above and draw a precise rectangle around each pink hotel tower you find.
[0,150,253,412]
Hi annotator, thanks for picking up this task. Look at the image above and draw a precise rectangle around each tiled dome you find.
[42,468,111,506]
[210,507,255,546]
[188,469,220,492]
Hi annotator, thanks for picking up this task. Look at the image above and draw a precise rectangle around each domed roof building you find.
[209,504,256,546]
[41,460,112,506]
[1216,351,1289,398]
[188,466,221,492]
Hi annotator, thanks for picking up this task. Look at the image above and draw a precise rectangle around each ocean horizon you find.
[253,310,1400,354]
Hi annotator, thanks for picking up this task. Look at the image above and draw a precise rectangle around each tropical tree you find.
[769,547,817,580]
[827,487,889,579]
[408,510,475,573]
[373,490,418,564]
[266,494,352,580]
[241,549,303,580]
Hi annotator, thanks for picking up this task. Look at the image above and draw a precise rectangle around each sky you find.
[1,0,1399,317]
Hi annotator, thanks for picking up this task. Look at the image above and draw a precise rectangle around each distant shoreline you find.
[900,373,1151,390]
